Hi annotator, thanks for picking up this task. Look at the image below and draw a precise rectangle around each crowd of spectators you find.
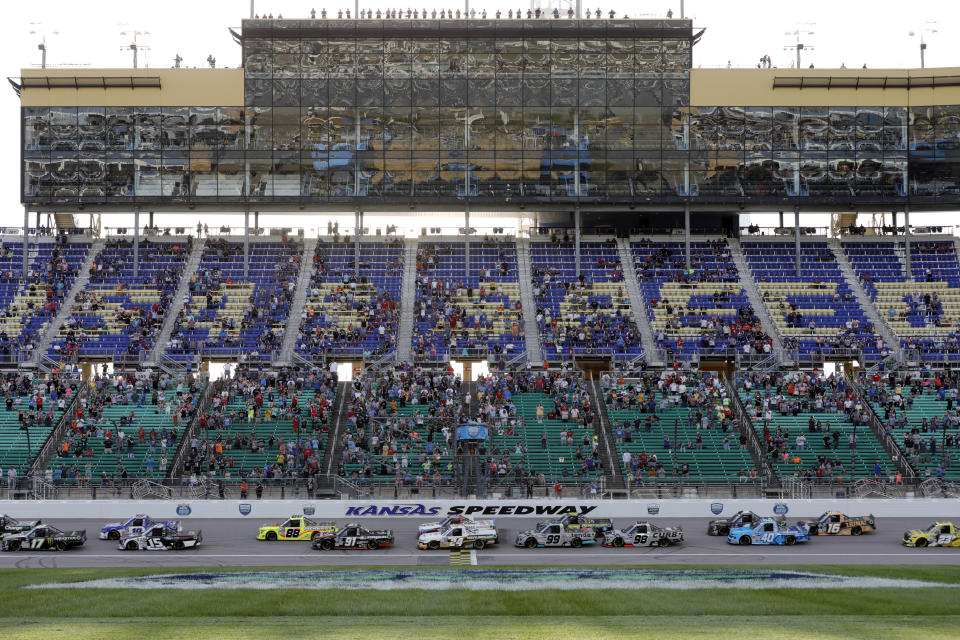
[601,370,753,482]
[413,241,524,360]
[0,238,80,361]
[476,367,602,485]
[861,370,958,479]
[57,239,189,358]
[184,367,338,489]
[297,241,401,357]
[737,371,886,482]
[636,239,774,358]
[533,237,642,357]
[169,239,300,356]
[49,371,197,484]
[339,365,464,485]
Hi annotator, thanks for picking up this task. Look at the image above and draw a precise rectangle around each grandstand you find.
[4,14,960,501]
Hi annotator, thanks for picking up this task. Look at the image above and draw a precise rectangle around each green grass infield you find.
[0,565,958,639]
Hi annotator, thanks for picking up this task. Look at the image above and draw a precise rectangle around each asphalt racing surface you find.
[0,517,957,568]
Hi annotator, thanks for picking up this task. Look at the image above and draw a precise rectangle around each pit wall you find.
[2,499,957,521]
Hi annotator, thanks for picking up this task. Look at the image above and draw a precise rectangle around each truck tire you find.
[108,530,120,540]
[173,541,185,550]
[265,531,277,541]
[851,526,862,536]
[718,526,729,536]
[657,538,670,548]
[56,541,68,552]
[428,540,440,550]
[319,538,335,551]
[570,537,582,548]
[738,536,751,545]
[8,541,20,552]
[524,537,538,549]
[125,541,139,550]
[473,539,485,550]
[611,537,624,547]
[366,540,379,550]
[916,538,928,548]
[784,536,796,546]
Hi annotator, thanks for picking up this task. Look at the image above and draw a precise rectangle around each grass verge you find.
[4,616,960,640]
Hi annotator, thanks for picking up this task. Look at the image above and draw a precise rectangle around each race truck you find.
[708,510,783,536]
[417,522,499,550]
[601,522,684,548]
[418,514,497,536]
[312,523,394,550]
[99,514,181,540]
[798,511,876,536]
[257,515,338,541]
[552,514,614,538]
[515,522,596,549]
[119,524,202,551]
[1,525,86,551]
[0,515,40,535]
[728,518,811,546]
[902,522,960,548]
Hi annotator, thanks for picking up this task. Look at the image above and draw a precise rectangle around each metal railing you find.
[724,373,775,484]
[168,380,219,481]
[28,386,83,476]
[842,372,916,480]
[13,473,950,501]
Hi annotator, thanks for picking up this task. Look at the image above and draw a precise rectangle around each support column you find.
[892,211,898,235]
[35,211,40,234]
[22,206,29,277]
[464,204,470,277]
[684,203,691,272]
[354,206,361,278]
[794,206,801,278]
[243,208,250,279]
[133,207,140,279]
[254,210,259,231]
[148,210,154,229]
[778,210,784,229]
[904,207,912,280]
[574,206,581,279]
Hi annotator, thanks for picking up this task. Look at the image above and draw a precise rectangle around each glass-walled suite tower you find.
[17,19,960,210]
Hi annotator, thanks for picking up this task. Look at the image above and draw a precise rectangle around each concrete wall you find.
[3,499,957,520]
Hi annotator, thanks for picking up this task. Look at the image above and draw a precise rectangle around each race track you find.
[0,517,957,568]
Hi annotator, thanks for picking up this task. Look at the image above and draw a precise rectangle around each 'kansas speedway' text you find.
[343,504,598,517]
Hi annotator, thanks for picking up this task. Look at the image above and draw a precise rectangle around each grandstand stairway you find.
[26,385,84,478]
[722,373,779,494]
[320,381,351,482]
[845,373,917,480]
[515,238,543,364]
[395,238,418,363]
[145,240,206,365]
[829,239,902,361]
[276,237,318,365]
[34,238,104,363]
[54,213,77,230]
[727,238,787,362]
[166,378,217,483]
[588,376,624,492]
[616,238,663,365]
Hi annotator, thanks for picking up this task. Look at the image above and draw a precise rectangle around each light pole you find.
[119,28,150,69]
[29,24,59,69]
[909,24,938,69]
[784,25,815,69]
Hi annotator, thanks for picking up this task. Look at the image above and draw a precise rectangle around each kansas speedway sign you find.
[343,503,600,517]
